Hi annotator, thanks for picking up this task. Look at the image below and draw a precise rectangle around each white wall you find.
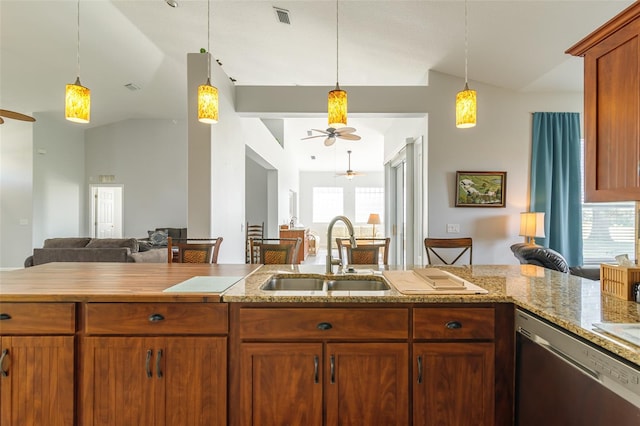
[32,113,86,245]
[245,155,269,229]
[0,121,34,268]
[85,119,188,239]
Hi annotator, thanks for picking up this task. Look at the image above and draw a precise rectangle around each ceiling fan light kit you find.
[328,0,347,128]
[455,0,476,129]
[198,0,219,124]
[65,0,90,124]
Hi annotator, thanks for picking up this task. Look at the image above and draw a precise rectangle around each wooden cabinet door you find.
[413,342,495,426]
[0,336,74,426]
[164,337,227,426]
[325,342,409,426]
[239,342,323,426]
[80,337,164,426]
[579,10,640,201]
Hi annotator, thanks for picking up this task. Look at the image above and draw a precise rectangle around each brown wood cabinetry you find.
[412,307,496,426]
[80,303,228,426]
[0,303,75,426]
[567,3,640,201]
[233,306,409,425]
[279,228,310,263]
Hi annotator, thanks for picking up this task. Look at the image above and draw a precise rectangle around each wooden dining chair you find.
[246,222,264,263]
[336,237,390,266]
[424,237,473,265]
[167,237,223,264]
[250,238,301,264]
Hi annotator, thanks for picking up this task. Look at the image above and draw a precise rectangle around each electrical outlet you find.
[446,224,460,233]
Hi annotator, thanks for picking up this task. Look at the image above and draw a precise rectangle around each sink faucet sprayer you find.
[326,215,357,274]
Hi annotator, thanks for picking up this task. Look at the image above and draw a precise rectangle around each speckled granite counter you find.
[222,264,640,367]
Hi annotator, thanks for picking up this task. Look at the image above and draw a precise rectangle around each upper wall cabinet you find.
[567,3,640,202]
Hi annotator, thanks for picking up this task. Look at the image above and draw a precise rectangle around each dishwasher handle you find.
[518,327,599,381]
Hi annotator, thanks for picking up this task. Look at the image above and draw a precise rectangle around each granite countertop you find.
[222,263,640,367]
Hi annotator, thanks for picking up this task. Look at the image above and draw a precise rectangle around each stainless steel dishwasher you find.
[515,309,640,425]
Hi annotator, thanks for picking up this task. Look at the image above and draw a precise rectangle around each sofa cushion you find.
[86,238,139,253]
[43,237,91,248]
[148,230,169,246]
[32,248,131,265]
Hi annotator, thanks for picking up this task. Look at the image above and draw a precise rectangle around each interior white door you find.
[91,186,123,238]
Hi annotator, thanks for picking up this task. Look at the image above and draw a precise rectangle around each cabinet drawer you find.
[0,303,75,334]
[84,303,227,335]
[239,308,408,340]
[413,308,495,340]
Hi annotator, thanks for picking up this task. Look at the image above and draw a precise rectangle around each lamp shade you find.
[367,213,381,225]
[65,77,90,123]
[328,86,347,128]
[519,212,545,244]
[455,84,476,128]
[198,78,219,124]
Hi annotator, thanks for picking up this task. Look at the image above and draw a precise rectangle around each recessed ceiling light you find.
[165,0,178,8]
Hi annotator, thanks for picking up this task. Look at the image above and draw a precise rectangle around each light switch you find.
[446,224,460,233]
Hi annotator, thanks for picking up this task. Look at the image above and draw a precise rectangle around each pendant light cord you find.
[464,0,468,86]
[335,0,339,86]
[207,0,211,80]
[76,0,81,78]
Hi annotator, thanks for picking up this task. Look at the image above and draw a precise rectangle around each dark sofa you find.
[510,243,600,280]
[24,237,167,267]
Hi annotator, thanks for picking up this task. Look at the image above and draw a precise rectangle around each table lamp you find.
[367,213,381,237]
[519,212,545,245]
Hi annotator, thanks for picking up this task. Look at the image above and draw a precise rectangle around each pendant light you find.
[455,0,476,129]
[65,0,90,124]
[198,0,219,124]
[328,0,347,129]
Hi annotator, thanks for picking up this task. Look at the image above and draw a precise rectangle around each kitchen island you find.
[1,262,638,425]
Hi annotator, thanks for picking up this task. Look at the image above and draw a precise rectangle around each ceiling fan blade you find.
[311,128,330,135]
[324,137,336,146]
[0,109,35,122]
[336,127,356,135]
[301,135,326,140]
[0,117,4,124]
[338,133,361,140]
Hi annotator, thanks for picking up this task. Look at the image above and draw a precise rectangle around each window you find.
[580,140,636,264]
[355,187,384,223]
[312,187,343,222]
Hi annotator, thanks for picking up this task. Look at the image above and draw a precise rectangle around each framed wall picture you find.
[455,171,507,207]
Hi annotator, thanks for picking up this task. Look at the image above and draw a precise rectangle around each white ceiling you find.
[1,0,635,172]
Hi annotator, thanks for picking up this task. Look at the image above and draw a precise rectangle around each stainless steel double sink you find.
[260,275,390,292]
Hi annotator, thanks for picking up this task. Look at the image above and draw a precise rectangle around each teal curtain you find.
[531,112,583,266]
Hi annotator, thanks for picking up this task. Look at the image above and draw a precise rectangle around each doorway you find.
[90,185,123,238]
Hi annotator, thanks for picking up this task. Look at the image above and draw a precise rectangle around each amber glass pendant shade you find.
[328,86,347,128]
[65,77,90,123]
[455,84,476,128]
[198,78,219,124]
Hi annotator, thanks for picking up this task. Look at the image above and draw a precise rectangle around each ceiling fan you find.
[337,150,365,179]
[0,109,36,125]
[301,126,361,147]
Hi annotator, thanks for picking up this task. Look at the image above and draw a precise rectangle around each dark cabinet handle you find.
[417,355,423,384]
[0,349,8,377]
[156,349,163,378]
[145,349,153,378]
[317,322,332,331]
[0,314,11,321]
[330,355,335,384]
[314,355,319,384]
[446,321,462,329]
[148,314,165,322]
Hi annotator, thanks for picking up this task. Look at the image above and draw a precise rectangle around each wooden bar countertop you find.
[0,262,262,303]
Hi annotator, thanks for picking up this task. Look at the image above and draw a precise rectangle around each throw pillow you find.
[148,230,169,247]
[138,240,154,252]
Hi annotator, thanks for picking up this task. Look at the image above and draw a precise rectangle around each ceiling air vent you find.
[273,7,291,25]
